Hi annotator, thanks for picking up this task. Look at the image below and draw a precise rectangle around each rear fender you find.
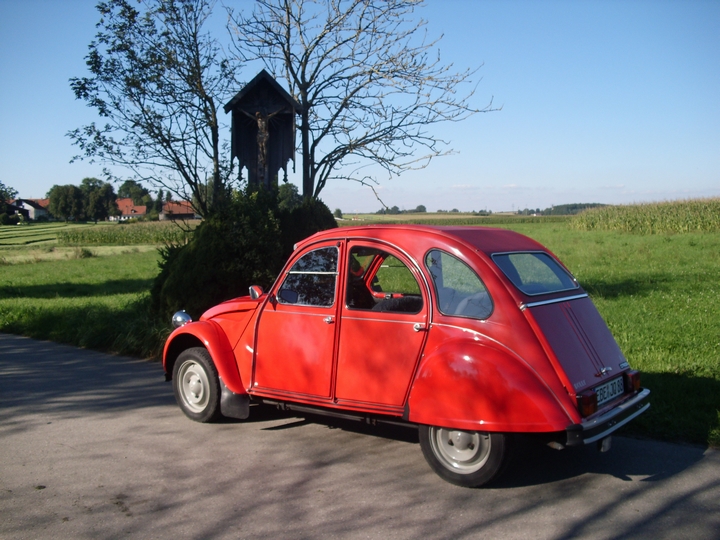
[407,339,575,432]
[163,320,246,396]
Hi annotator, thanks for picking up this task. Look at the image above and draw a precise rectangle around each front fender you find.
[163,320,246,396]
[407,339,574,433]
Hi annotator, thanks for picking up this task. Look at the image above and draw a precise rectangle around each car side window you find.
[425,249,493,319]
[346,247,423,313]
[277,246,338,307]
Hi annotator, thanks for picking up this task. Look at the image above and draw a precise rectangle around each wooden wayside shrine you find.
[224,70,301,190]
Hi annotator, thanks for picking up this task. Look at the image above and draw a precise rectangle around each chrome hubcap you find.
[178,360,209,413]
[429,427,491,473]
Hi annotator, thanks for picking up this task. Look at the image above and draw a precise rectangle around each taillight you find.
[577,390,598,417]
[624,370,641,392]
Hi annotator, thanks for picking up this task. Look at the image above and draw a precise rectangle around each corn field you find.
[571,198,720,234]
[57,221,195,245]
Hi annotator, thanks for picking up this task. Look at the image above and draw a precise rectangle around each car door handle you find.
[413,323,426,332]
[324,316,335,324]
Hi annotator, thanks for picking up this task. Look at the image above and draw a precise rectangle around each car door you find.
[253,242,342,399]
[334,242,429,410]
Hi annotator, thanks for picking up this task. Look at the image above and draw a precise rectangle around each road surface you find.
[1,333,718,539]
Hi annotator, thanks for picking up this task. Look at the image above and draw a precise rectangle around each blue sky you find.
[1,0,718,213]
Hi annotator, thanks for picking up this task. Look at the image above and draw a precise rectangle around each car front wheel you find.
[172,347,221,423]
[419,425,509,487]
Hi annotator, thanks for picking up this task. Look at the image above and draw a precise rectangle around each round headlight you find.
[172,310,192,328]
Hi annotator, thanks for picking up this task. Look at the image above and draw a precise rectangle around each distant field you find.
[1,212,718,447]
[0,222,97,246]
[339,213,569,226]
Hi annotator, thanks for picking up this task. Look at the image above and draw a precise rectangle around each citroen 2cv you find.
[163,225,650,487]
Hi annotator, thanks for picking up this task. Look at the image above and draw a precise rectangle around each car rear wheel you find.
[173,347,221,423]
[419,425,508,487]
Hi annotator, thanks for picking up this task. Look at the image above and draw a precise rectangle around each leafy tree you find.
[47,185,85,221]
[0,181,18,214]
[69,0,242,217]
[413,205,426,213]
[0,181,18,203]
[80,177,104,194]
[229,0,491,199]
[155,189,165,212]
[542,203,607,216]
[81,177,119,221]
[333,208,342,219]
[278,182,302,212]
[118,180,150,205]
[85,181,119,222]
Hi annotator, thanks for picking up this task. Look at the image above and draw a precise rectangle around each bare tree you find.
[229,0,493,199]
[68,0,241,216]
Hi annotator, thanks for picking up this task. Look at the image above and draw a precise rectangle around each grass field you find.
[0,222,170,357]
[0,222,98,247]
[1,217,718,447]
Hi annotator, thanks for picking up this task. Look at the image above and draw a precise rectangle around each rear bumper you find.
[566,388,650,446]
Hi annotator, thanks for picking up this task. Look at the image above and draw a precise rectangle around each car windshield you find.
[491,252,578,296]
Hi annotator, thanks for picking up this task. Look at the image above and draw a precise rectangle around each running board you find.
[258,399,415,429]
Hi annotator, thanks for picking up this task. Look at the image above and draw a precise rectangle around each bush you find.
[0,213,19,226]
[151,189,283,320]
[151,190,338,321]
[71,247,95,259]
[277,197,337,257]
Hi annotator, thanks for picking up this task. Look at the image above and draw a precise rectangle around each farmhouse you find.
[160,201,198,221]
[12,199,49,220]
[111,198,147,221]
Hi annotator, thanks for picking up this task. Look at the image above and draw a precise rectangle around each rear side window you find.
[492,252,578,296]
[425,250,492,319]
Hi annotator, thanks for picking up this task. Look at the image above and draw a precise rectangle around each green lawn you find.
[1,220,718,447]
[0,229,169,357]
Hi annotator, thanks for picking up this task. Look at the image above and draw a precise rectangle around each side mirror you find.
[249,285,264,300]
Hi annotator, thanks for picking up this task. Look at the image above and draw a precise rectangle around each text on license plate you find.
[595,377,624,406]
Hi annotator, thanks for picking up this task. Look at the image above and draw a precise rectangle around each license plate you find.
[596,377,624,406]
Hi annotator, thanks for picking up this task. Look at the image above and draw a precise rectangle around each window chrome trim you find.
[287,271,338,275]
[521,293,588,310]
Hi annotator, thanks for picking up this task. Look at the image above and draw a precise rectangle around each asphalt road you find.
[1,333,719,540]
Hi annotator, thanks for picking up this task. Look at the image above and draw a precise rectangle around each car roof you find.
[303,224,548,257]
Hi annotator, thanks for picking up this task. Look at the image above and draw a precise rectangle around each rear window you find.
[491,252,578,296]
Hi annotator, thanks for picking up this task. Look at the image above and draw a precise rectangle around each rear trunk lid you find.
[488,250,631,409]
[525,295,628,399]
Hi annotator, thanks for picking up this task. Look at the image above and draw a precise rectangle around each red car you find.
[163,225,650,487]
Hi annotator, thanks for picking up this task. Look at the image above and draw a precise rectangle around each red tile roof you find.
[163,201,195,214]
[117,198,147,216]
